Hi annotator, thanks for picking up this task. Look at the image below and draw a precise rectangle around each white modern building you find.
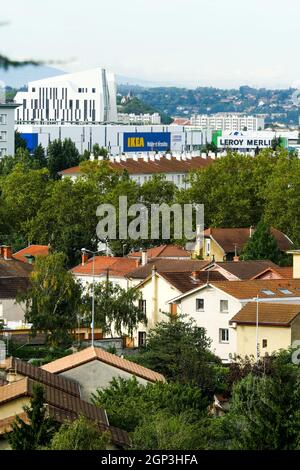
[0,103,19,157]
[14,68,117,124]
[118,113,161,125]
[190,114,265,132]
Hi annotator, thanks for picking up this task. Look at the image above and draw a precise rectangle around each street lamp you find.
[81,248,102,347]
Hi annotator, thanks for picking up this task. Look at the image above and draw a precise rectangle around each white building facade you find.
[190,114,265,131]
[0,103,19,157]
[118,113,161,125]
[14,68,117,124]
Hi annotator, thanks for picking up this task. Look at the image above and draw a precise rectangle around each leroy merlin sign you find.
[215,131,287,149]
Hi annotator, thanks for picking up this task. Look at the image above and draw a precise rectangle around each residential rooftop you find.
[41,346,165,383]
[230,302,300,326]
[13,245,50,263]
[71,256,138,277]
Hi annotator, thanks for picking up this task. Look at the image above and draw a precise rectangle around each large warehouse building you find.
[14,68,117,123]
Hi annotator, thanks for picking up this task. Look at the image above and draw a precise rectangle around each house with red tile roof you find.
[197,227,294,261]
[71,254,139,289]
[128,244,191,262]
[230,303,300,358]
[168,278,300,362]
[41,346,165,401]
[13,245,50,264]
[59,155,213,189]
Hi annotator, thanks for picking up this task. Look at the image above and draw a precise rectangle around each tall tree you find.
[19,252,82,346]
[48,416,109,450]
[241,220,281,263]
[84,281,146,338]
[8,384,56,450]
[47,138,80,179]
[129,314,227,396]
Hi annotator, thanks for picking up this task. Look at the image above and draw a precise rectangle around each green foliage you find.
[32,144,47,169]
[224,359,300,450]
[92,144,109,159]
[48,416,109,450]
[83,281,146,337]
[92,377,208,432]
[15,131,28,151]
[8,384,56,450]
[127,314,225,396]
[132,411,210,450]
[47,138,80,179]
[18,252,82,347]
[118,96,172,124]
[241,220,281,263]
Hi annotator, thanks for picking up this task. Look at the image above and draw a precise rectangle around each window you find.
[92,88,96,93]
[261,289,275,296]
[0,131,6,141]
[139,299,146,315]
[278,288,292,295]
[220,300,229,313]
[138,331,147,347]
[0,114,7,125]
[196,298,204,311]
[32,87,36,92]
[219,328,229,343]
[262,339,268,348]
[206,239,210,255]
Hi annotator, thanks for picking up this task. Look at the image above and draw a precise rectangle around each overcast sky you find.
[2,0,300,88]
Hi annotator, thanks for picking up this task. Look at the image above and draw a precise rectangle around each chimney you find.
[2,246,12,260]
[233,255,240,262]
[141,250,148,266]
[191,271,199,280]
[152,264,157,276]
[81,252,88,266]
[135,259,140,268]
[250,226,254,238]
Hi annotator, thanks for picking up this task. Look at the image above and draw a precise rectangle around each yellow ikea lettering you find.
[127,137,145,147]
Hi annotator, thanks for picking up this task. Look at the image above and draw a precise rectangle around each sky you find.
[2,0,300,89]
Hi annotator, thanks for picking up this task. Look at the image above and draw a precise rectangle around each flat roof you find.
[0,103,20,108]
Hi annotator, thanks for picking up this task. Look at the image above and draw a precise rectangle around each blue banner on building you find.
[123,132,171,153]
[20,133,38,153]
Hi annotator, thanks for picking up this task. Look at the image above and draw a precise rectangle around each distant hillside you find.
[0,65,65,88]
[117,96,172,124]
[118,84,300,126]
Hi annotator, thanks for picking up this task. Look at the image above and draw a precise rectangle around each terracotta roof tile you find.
[206,227,293,253]
[13,245,49,263]
[71,256,138,277]
[160,271,227,293]
[11,358,80,397]
[0,258,33,278]
[213,260,279,280]
[59,156,213,177]
[0,277,30,298]
[230,302,300,326]
[126,259,211,279]
[42,346,165,383]
[210,279,300,299]
[129,244,191,260]
[0,377,29,405]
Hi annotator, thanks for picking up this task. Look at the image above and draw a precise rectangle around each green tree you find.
[27,177,101,267]
[224,358,300,450]
[32,144,47,169]
[15,130,28,151]
[84,281,146,338]
[8,384,56,450]
[0,163,51,240]
[129,314,226,396]
[19,252,82,346]
[132,411,209,450]
[47,138,80,179]
[241,220,281,263]
[92,144,109,159]
[92,377,209,432]
[48,416,109,450]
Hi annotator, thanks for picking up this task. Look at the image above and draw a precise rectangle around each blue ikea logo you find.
[123,132,171,152]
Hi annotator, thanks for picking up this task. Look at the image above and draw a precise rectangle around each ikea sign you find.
[123,132,171,152]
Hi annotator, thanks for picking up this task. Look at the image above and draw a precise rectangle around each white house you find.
[0,103,19,157]
[169,279,300,362]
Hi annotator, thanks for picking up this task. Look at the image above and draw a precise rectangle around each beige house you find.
[230,302,300,358]
[41,346,165,401]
